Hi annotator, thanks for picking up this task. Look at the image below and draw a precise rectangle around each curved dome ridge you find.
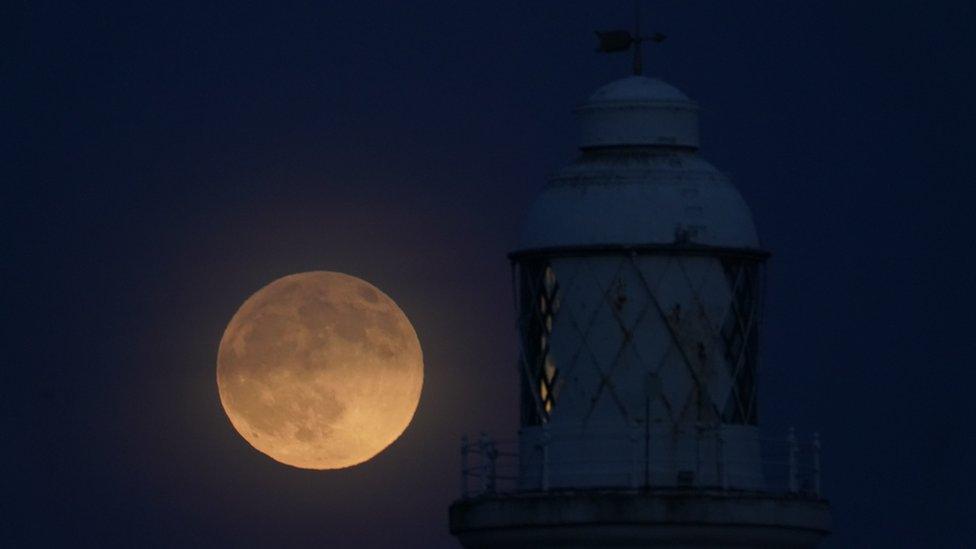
[575,75,700,149]
[587,75,691,103]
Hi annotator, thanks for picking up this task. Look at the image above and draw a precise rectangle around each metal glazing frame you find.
[510,244,769,427]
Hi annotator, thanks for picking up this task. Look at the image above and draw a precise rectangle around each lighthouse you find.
[448,32,832,549]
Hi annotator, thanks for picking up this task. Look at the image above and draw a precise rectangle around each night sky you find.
[5,1,975,547]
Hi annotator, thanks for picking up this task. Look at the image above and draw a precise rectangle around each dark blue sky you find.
[4,1,975,547]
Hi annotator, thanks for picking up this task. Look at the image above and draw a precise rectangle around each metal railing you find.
[460,433,518,499]
[459,427,822,500]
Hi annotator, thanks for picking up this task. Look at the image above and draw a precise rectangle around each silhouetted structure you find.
[449,55,831,548]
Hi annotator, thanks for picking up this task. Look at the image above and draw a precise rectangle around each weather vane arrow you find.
[595,1,666,75]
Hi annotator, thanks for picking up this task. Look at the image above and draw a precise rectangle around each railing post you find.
[486,437,497,494]
[479,432,490,494]
[460,435,469,499]
[629,431,639,489]
[812,432,822,497]
[717,428,728,490]
[788,427,798,493]
[695,424,702,485]
[541,423,551,492]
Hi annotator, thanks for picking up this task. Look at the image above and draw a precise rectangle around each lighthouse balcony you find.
[456,428,823,500]
[451,429,830,548]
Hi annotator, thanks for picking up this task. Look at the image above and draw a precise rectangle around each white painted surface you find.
[575,76,700,149]
[518,76,759,251]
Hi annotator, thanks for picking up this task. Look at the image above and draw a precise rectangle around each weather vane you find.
[595,0,666,75]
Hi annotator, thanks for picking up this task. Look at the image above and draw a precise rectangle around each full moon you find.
[216,271,423,469]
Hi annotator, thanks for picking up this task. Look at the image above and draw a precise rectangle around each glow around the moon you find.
[216,271,423,470]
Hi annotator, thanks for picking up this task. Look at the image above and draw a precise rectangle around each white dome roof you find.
[515,77,760,253]
[517,152,759,251]
[574,76,700,150]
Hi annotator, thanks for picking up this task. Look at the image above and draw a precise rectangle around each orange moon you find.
[216,271,423,469]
